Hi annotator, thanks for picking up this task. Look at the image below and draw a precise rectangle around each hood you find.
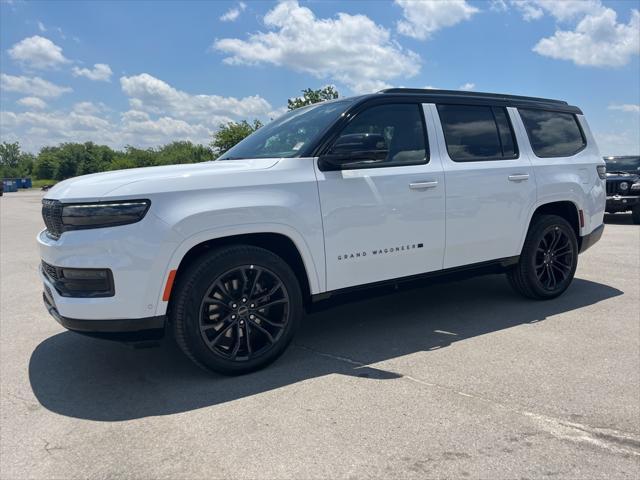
[606,171,640,182]
[46,158,281,202]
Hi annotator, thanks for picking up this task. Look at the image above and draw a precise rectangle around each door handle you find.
[508,174,529,182]
[409,181,438,190]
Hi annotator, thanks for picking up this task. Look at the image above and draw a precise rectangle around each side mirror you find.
[319,133,388,171]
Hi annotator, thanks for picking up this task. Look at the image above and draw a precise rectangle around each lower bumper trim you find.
[44,293,165,342]
[579,224,604,254]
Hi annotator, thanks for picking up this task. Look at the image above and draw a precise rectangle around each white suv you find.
[39,89,606,374]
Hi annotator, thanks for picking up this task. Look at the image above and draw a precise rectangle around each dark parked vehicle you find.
[604,156,640,224]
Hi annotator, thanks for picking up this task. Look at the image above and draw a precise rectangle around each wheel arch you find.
[158,227,320,316]
[521,200,583,252]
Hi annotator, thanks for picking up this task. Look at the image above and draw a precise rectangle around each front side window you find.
[437,104,518,162]
[327,103,428,167]
[219,100,353,160]
[519,109,586,158]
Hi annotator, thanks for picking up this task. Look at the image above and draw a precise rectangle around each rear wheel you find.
[632,205,640,224]
[508,215,578,300]
[171,245,302,375]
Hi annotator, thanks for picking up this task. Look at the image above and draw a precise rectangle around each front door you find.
[315,102,446,292]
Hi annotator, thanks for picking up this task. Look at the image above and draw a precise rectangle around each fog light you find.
[61,268,109,280]
[42,261,115,298]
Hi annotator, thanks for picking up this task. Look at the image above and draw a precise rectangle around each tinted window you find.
[437,105,517,161]
[219,100,353,160]
[330,103,428,166]
[519,109,586,158]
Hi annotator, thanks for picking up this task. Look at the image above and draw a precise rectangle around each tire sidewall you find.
[173,246,302,374]
[524,216,578,299]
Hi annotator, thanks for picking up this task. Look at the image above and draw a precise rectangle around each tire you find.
[632,205,640,224]
[170,245,303,375]
[507,214,578,300]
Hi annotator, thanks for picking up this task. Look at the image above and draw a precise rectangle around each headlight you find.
[631,182,640,191]
[61,200,151,231]
[619,182,629,191]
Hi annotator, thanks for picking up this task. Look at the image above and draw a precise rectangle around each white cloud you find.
[37,21,46,32]
[512,0,602,22]
[7,35,70,69]
[121,110,150,122]
[220,1,246,22]
[505,1,640,67]
[0,72,280,152]
[120,73,272,125]
[17,96,47,109]
[0,73,72,97]
[608,104,640,113]
[0,107,214,152]
[73,101,108,115]
[213,0,420,93]
[72,63,113,82]
[459,82,476,91]
[395,0,478,40]
[533,8,640,67]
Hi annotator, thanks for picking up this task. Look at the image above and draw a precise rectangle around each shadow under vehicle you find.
[29,274,622,422]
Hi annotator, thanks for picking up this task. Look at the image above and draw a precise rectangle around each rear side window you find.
[519,109,586,158]
[437,105,518,162]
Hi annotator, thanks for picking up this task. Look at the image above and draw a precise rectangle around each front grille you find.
[42,199,63,239]
[41,260,59,282]
[606,181,618,196]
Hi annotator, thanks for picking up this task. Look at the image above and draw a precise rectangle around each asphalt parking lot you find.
[1,190,639,479]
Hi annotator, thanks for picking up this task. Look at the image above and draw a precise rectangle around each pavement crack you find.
[42,438,65,455]
[294,344,640,458]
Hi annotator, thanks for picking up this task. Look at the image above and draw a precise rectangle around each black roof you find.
[374,88,581,114]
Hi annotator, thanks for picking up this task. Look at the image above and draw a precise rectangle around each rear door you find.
[315,102,446,292]
[428,103,537,268]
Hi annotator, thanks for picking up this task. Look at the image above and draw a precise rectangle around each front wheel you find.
[171,245,303,375]
[508,215,578,300]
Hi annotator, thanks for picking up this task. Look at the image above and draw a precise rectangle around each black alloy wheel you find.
[199,265,290,362]
[533,226,575,292]
[508,214,578,300]
[171,245,302,375]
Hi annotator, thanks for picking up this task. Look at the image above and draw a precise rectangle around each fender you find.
[153,222,323,316]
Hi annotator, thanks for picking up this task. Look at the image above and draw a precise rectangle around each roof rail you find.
[378,88,568,106]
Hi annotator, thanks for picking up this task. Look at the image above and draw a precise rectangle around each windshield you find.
[219,100,353,160]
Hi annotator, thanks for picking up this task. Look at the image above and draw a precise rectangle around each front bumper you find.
[43,284,165,342]
[606,195,640,211]
[37,210,181,320]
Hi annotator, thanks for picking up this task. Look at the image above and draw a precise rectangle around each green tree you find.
[156,141,214,165]
[0,142,21,168]
[17,152,35,176]
[35,154,57,179]
[287,86,339,110]
[210,120,263,158]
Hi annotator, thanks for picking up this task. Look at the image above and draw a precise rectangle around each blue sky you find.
[1,0,638,155]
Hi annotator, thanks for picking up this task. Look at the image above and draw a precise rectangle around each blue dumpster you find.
[20,178,32,189]
[2,180,18,193]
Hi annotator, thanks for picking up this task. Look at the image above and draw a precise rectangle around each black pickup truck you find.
[604,156,640,224]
